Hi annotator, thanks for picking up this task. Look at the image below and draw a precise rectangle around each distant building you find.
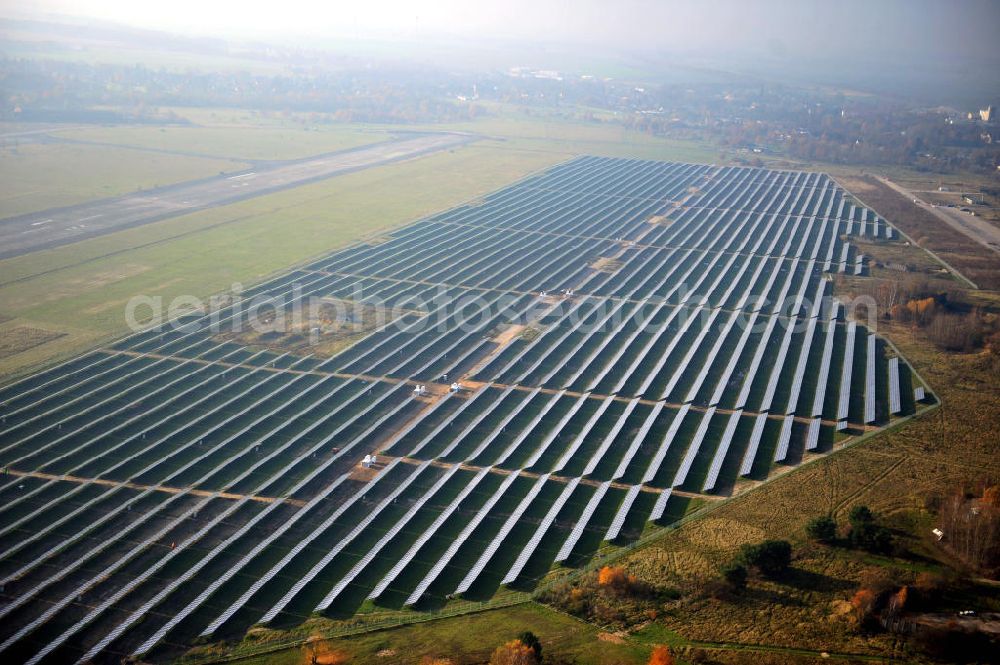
[535,70,562,81]
[980,105,994,122]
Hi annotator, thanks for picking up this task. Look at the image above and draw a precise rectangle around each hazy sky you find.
[8,0,1000,63]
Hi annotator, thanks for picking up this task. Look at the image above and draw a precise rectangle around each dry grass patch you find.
[592,257,624,272]
[0,326,65,359]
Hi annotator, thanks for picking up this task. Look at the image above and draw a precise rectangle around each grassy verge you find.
[178,602,647,665]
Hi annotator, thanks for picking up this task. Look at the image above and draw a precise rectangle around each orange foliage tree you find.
[983,485,1000,508]
[597,565,637,592]
[598,565,628,586]
[648,645,674,665]
[851,588,877,625]
[489,640,539,665]
[887,585,908,618]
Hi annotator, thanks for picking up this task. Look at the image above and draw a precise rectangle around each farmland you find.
[0,156,934,664]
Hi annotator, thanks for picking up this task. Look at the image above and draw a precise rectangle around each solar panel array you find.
[865,334,877,424]
[888,357,902,414]
[0,156,929,663]
[556,481,611,562]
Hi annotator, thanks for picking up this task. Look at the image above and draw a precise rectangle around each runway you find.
[0,132,475,259]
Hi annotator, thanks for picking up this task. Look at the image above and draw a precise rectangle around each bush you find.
[720,562,748,591]
[805,515,837,543]
[739,539,792,577]
[848,505,874,525]
[850,522,893,553]
[516,632,541,662]
[538,568,668,628]
[847,505,894,553]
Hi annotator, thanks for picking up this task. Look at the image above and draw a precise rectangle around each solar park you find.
[0,156,935,664]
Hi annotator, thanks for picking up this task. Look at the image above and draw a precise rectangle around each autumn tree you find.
[648,645,674,665]
[597,565,627,587]
[983,485,1000,508]
[850,587,877,629]
[597,565,639,595]
[905,296,936,325]
[489,640,539,665]
[886,585,908,619]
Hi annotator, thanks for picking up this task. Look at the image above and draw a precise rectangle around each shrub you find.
[805,515,837,543]
[849,522,893,552]
[516,632,542,662]
[720,562,748,591]
[739,539,792,577]
[846,505,894,553]
[848,505,874,525]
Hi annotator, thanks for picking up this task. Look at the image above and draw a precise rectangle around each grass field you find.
[183,603,647,665]
[0,144,563,380]
[0,141,246,218]
[157,105,724,164]
[59,125,391,162]
[388,111,723,164]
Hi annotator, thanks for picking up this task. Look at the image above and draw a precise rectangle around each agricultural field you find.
[0,156,936,664]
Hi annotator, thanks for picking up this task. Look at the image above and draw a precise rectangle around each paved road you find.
[876,176,1000,255]
[0,132,474,259]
